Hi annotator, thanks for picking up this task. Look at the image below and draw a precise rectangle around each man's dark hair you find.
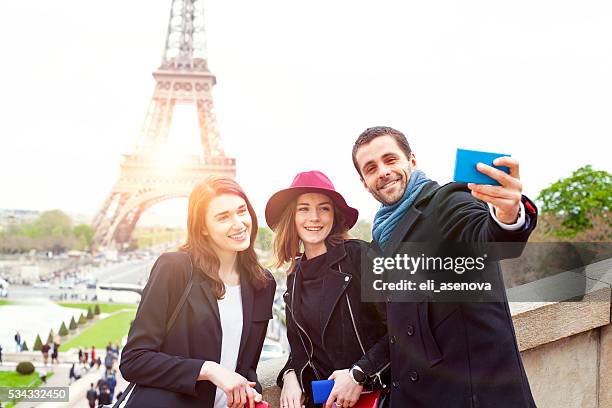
[352,126,412,176]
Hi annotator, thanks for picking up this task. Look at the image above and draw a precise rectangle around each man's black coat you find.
[119,252,276,408]
[374,181,538,408]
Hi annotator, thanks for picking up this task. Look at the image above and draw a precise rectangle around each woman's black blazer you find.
[120,251,276,408]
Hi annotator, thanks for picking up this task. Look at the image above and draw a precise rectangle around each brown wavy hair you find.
[273,194,349,272]
[180,175,268,298]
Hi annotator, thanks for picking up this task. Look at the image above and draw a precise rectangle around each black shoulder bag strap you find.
[111,253,195,408]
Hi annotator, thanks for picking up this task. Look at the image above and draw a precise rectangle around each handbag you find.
[102,254,195,408]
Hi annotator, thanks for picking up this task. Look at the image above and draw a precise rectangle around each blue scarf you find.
[372,169,431,248]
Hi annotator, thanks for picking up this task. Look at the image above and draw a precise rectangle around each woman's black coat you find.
[120,251,276,408]
[276,240,389,404]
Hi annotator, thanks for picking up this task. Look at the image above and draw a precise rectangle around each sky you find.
[0,0,611,227]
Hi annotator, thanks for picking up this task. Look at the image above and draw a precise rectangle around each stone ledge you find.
[509,259,612,351]
[258,357,285,406]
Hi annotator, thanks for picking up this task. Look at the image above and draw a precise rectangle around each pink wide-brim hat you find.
[265,170,359,230]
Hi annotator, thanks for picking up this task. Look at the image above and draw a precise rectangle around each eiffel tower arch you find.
[92,0,235,248]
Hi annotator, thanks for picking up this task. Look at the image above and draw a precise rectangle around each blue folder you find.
[312,380,335,404]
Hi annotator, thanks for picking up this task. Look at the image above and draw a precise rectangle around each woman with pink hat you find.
[266,171,389,408]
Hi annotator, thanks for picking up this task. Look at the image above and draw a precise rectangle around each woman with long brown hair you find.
[120,175,276,408]
[267,171,389,408]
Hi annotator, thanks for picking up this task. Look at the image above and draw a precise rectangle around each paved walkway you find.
[1,359,127,408]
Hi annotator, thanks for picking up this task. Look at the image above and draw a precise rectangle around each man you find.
[86,383,98,408]
[51,340,60,365]
[14,331,21,353]
[41,342,50,366]
[97,382,112,407]
[37,367,48,384]
[352,126,537,407]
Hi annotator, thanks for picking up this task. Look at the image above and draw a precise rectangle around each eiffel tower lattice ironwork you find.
[92,0,235,247]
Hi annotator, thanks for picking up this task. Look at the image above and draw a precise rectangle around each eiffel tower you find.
[92,0,235,248]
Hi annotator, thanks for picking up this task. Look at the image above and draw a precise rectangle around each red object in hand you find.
[354,390,381,408]
[255,402,270,408]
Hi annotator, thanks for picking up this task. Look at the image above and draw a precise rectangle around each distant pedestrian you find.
[104,352,113,370]
[69,363,76,384]
[14,331,21,352]
[74,363,83,380]
[106,370,117,398]
[86,383,98,408]
[51,341,60,364]
[97,383,112,407]
[37,367,48,384]
[90,346,96,364]
[41,342,50,366]
[0,344,3,365]
[95,357,101,369]
[78,348,83,363]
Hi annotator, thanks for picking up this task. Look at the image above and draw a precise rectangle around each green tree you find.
[33,334,43,351]
[350,219,373,242]
[47,330,54,344]
[33,210,73,237]
[69,316,77,330]
[87,307,94,320]
[21,341,29,351]
[79,313,87,325]
[73,224,95,248]
[94,304,101,315]
[537,165,611,237]
[58,322,69,336]
[256,227,274,252]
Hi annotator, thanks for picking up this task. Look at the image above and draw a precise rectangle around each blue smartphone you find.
[312,380,335,404]
[453,148,510,186]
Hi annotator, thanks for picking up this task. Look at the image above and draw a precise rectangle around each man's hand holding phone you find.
[468,157,522,224]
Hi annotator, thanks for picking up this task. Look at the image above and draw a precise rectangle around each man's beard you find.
[370,167,412,206]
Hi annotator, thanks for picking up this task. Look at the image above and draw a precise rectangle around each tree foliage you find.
[255,227,274,252]
[33,210,73,237]
[537,165,611,237]
[58,322,69,336]
[350,219,373,242]
[47,330,54,344]
[73,224,95,248]
[33,334,43,351]
[0,210,93,253]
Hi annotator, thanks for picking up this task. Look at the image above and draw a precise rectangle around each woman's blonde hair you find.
[273,194,349,272]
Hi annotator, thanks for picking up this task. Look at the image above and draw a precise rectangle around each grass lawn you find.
[58,302,137,314]
[59,310,136,351]
[0,299,16,306]
[0,371,54,408]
